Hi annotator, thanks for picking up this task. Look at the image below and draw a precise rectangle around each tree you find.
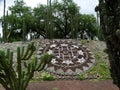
[33,4,48,38]
[3,0,34,41]
[96,0,120,88]
[32,0,80,39]
[52,0,79,38]
[2,0,99,40]
[78,14,99,40]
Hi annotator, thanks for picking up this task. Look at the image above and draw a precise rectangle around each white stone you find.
[61,44,68,47]
[73,56,77,59]
[75,68,83,74]
[72,45,79,48]
[86,48,90,51]
[37,51,42,54]
[90,55,94,58]
[47,50,53,54]
[50,44,56,48]
[77,57,85,63]
[82,45,86,48]
[56,69,64,74]
[83,66,89,72]
[87,63,93,68]
[56,55,60,58]
[65,69,74,75]
[51,58,58,64]
[78,43,81,46]
[46,67,55,72]
[88,52,92,54]
[38,47,43,50]
[62,60,73,65]
[36,55,41,59]
[78,50,84,55]
[90,59,95,63]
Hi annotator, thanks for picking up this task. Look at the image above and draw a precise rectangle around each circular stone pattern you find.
[37,40,95,77]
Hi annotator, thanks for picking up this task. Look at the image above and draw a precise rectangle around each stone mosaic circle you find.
[37,40,95,77]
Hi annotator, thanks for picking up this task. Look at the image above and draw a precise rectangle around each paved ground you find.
[27,80,119,90]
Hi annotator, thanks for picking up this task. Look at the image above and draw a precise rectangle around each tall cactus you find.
[0,42,53,90]
[96,0,120,88]
[22,19,26,41]
[2,0,7,42]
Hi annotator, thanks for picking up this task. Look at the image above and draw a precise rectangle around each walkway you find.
[27,80,119,90]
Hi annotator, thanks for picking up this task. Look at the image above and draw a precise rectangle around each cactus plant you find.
[0,42,53,90]
[96,0,120,88]
[2,0,7,42]
[22,19,26,41]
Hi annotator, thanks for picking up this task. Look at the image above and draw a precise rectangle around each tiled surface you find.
[37,40,95,79]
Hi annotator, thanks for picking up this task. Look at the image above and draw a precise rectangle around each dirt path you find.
[0,80,119,90]
[27,80,119,90]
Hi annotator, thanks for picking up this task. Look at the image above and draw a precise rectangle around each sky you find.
[0,0,99,36]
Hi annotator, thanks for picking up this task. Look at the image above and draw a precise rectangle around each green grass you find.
[80,40,90,45]
[31,71,56,82]
[78,51,112,80]
[52,87,59,90]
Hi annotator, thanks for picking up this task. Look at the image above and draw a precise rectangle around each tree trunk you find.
[97,0,120,88]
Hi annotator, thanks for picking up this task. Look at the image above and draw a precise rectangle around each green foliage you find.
[90,52,111,79]
[31,71,56,81]
[77,51,111,80]
[77,74,86,80]
[78,14,99,39]
[1,0,99,41]
[94,52,101,60]
[40,71,56,81]
[52,87,58,90]
[80,40,90,45]
[32,4,47,38]
[0,42,53,90]
[2,0,34,42]
[0,36,3,43]
[52,0,80,38]
[88,63,111,80]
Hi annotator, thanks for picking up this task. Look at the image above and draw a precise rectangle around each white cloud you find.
[0,0,48,35]
[0,0,47,17]
[0,0,14,17]
[0,0,98,17]
[73,0,98,15]
[24,0,47,8]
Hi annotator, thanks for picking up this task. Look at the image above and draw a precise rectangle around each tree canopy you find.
[0,0,99,42]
